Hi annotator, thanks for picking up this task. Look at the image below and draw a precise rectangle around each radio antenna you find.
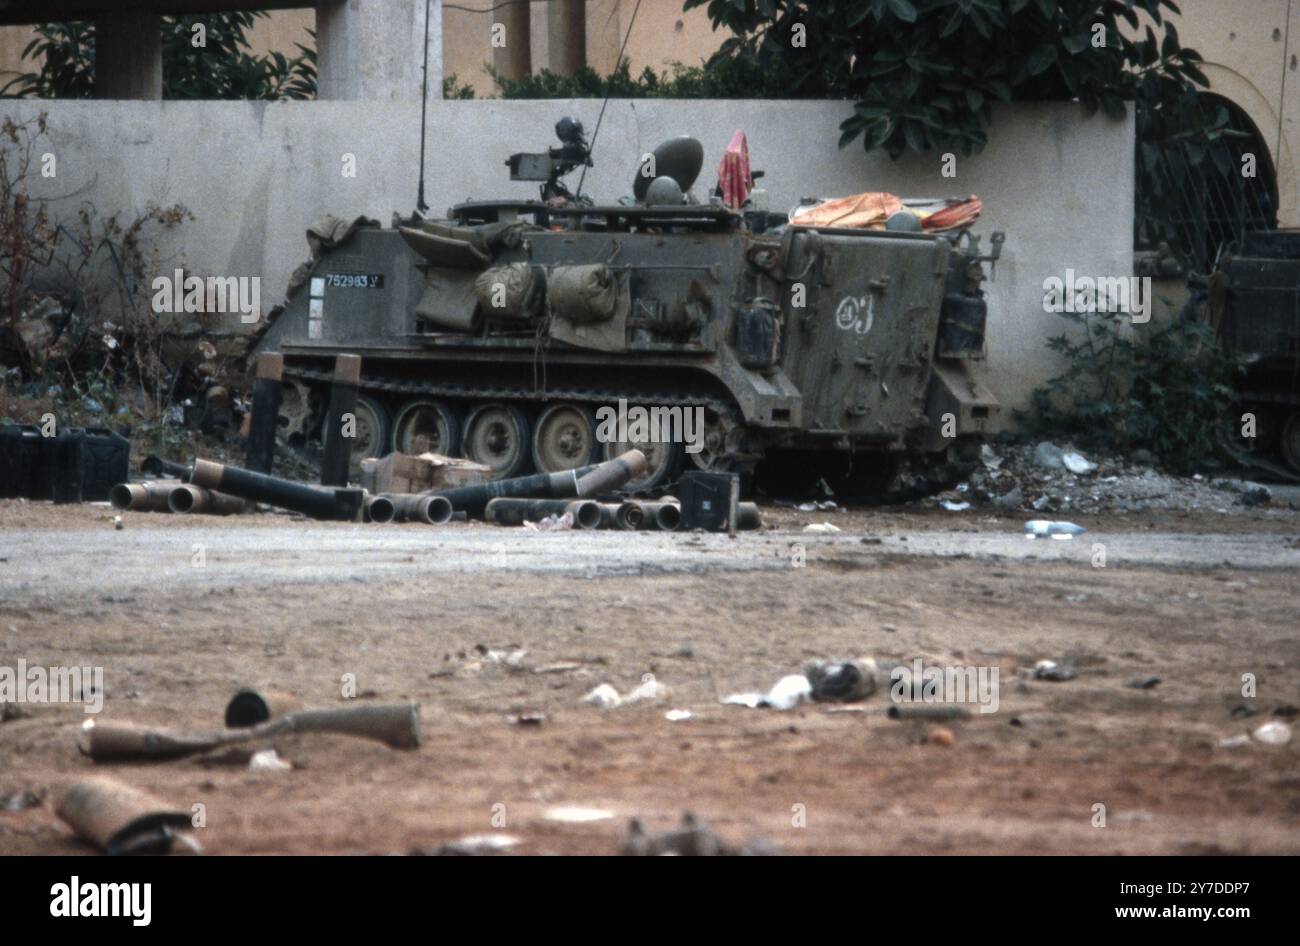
[574,0,643,201]
[416,0,432,214]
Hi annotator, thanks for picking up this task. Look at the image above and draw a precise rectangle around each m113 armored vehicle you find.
[253,119,1002,495]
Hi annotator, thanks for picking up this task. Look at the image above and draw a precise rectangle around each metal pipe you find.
[574,449,647,497]
[366,494,395,523]
[140,455,190,479]
[55,777,196,856]
[595,502,624,529]
[639,501,681,530]
[190,458,365,521]
[433,465,594,518]
[109,480,181,512]
[484,497,601,529]
[167,484,251,516]
[430,450,644,518]
[79,702,422,761]
[615,500,681,530]
[615,500,645,530]
[371,492,454,525]
[734,501,762,531]
[886,704,971,721]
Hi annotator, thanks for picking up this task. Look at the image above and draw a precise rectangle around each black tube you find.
[191,458,363,521]
[886,704,971,721]
[484,498,601,529]
[245,352,283,474]
[142,455,190,478]
[733,502,762,531]
[433,465,595,518]
[167,484,250,516]
[371,493,454,525]
[321,354,361,488]
[433,449,647,518]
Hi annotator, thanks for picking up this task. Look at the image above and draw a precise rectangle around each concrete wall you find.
[6,98,1133,415]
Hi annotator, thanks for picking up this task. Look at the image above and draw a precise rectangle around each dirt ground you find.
[1,498,1298,855]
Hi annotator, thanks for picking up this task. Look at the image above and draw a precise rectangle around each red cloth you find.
[716,130,753,209]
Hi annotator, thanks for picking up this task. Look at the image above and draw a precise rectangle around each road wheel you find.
[347,395,391,473]
[1281,411,1300,473]
[463,403,532,479]
[603,413,682,493]
[533,404,598,473]
[688,406,738,472]
[392,399,461,457]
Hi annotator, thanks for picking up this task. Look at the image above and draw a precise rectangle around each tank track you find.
[282,365,744,493]
[283,365,737,417]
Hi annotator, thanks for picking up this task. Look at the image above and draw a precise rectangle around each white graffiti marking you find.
[835,294,874,335]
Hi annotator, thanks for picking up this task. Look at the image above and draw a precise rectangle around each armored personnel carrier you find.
[253,119,1002,495]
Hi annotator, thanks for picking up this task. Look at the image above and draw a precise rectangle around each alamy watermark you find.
[0,660,104,714]
[151,269,261,323]
[594,399,704,455]
[890,659,999,714]
[1042,269,1150,324]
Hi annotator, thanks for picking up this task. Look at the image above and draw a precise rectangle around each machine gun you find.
[505,117,593,204]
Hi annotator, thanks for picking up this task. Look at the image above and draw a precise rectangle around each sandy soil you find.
[1,498,1298,855]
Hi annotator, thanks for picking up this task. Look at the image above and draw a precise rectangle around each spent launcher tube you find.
[433,449,646,517]
[190,458,365,521]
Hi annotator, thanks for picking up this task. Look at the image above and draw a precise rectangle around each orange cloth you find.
[716,130,753,209]
[791,192,905,229]
[790,193,982,232]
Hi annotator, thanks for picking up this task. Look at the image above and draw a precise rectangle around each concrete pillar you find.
[317,0,443,102]
[95,12,161,100]
[493,0,531,83]
[547,0,586,75]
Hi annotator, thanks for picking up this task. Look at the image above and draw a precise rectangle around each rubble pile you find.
[929,441,1279,515]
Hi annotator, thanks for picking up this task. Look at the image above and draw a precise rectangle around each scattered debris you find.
[1238,483,1272,507]
[724,673,812,711]
[544,806,615,824]
[1033,441,1068,471]
[508,712,546,727]
[79,702,422,761]
[224,688,300,728]
[1024,520,1086,539]
[1252,720,1292,745]
[664,709,694,722]
[803,522,840,534]
[1126,676,1161,690]
[0,788,43,811]
[887,704,971,721]
[55,777,200,855]
[939,500,971,511]
[928,727,955,746]
[620,811,778,856]
[924,441,1269,515]
[1216,734,1252,749]
[523,510,575,531]
[1032,660,1078,682]
[1061,451,1097,475]
[805,659,878,702]
[415,833,520,856]
[248,748,292,772]
[580,676,665,709]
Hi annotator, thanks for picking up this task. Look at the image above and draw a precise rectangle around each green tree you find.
[685,0,1238,262]
[1,13,315,100]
